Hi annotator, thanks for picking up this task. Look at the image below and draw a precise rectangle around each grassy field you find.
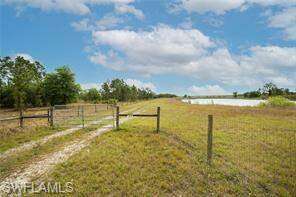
[40,98,296,196]
[0,103,143,152]
[0,102,145,188]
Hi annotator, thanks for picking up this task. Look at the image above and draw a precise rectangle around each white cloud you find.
[89,50,125,71]
[177,0,296,15]
[247,0,296,7]
[268,7,296,40]
[89,25,296,88]
[179,17,193,29]
[95,15,124,30]
[188,85,229,96]
[14,53,35,63]
[3,0,134,15]
[71,14,124,32]
[81,83,101,90]
[181,0,245,15]
[267,76,295,87]
[91,24,215,74]
[241,45,296,68]
[173,1,295,41]
[115,4,145,20]
[203,17,224,27]
[71,18,93,31]
[125,79,156,91]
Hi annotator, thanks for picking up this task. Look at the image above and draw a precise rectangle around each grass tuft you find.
[259,96,296,107]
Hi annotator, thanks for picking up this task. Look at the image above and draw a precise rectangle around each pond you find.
[182,98,265,107]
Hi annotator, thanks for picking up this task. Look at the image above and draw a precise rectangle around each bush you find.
[259,96,296,107]
[154,93,177,98]
[102,99,118,105]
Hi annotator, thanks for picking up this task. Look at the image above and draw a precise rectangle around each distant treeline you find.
[184,83,296,100]
[80,79,156,104]
[154,93,177,98]
[239,83,296,100]
[0,56,172,109]
[81,82,177,103]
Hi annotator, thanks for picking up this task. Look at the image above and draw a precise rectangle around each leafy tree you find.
[242,82,296,100]
[129,85,138,101]
[263,82,279,96]
[110,79,127,101]
[0,56,45,109]
[0,56,157,108]
[43,66,80,105]
[100,78,155,102]
[101,81,111,100]
[24,83,44,107]
[138,88,155,100]
[233,92,238,98]
[0,59,6,89]
[81,88,101,103]
[0,85,15,108]
[243,91,261,98]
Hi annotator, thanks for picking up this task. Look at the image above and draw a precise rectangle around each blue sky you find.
[1,0,295,95]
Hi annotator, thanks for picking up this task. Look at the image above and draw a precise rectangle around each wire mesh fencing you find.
[151,104,295,194]
[53,104,114,129]
[0,104,116,135]
[213,114,296,192]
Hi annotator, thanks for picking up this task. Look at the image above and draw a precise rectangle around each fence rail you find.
[0,117,20,121]
[0,104,111,128]
[116,106,160,132]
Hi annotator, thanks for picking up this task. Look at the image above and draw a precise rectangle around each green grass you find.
[0,126,63,153]
[0,122,113,180]
[259,96,296,107]
[0,128,84,179]
[43,99,295,196]
[0,102,141,153]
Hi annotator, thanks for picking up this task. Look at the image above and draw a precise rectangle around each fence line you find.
[0,104,112,128]
[115,106,161,132]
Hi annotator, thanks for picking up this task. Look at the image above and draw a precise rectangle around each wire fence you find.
[53,104,114,128]
[0,101,295,193]
[213,115,296,191]
[153,105,296,194]
[0,104,115,134]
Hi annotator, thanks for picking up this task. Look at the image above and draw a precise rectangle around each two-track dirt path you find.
[0,107,142,194]
[0,115,113,160]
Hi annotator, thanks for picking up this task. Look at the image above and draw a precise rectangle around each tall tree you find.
[100,78,155,102]
[0,56,44,109]
[43,66,80,105]
[81,88,101,103]
[101,81,111,100]
[263,82,278,96]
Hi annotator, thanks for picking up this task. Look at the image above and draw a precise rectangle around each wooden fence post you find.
[47,108,50,124]
[112,106,115,129]
[49,107,54,127]
[77,106,80,117]
[156,107,160,133]
[207,115,213,165]
[95,104,97,113]
[81,106,85,128]
[19,109,24,128]
[116,106,119,130]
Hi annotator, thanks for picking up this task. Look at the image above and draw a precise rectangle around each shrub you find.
[259,96,296,107]
[102,99,118,105]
